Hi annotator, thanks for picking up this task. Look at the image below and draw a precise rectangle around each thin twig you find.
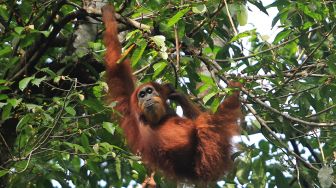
[199,56,336,127]
[223,0,238,35]
[17,152,32,173]
[174,24,180,71]
[187,2,225,37]
[241,86,336,127]
[30,79,76,154]
[245,104,319,171]
[0,132,14,158]
[314,130,326,165]
[281,24,336,86]
[306,104,336,118]
[215,26,323,63]
[8,9,89,82]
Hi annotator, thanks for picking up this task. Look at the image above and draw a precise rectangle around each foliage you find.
[0,0,335,187]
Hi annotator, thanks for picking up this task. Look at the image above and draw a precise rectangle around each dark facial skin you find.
[137,85,167,125]
[137,86,159,109]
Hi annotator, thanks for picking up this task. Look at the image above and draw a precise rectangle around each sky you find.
[239,0,280,43]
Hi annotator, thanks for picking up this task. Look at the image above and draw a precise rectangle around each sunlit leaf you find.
[0,170,8,177]
[229,29,256,43]
[131,39,147,66]
[14,26,24,34]
[167,8,190,27]
[273,29,291,44]
[31,76,47,87]
[192,4,206,14]
[65,106,76,116]
[203,92,217,104]
[153,61,167,78]
[103,122,116,135]
[19,76,35,91]
[237,5,248,26]
[7,98,22,108]
[0,46,11,57]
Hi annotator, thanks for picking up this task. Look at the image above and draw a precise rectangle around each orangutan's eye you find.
[146,88,153,94]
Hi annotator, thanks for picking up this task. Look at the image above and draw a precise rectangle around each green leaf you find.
[17,114,33,131]
[273,29,291,44]
[64,142,85,153]
[150,35,168,59]
[80,134,90,152]
[203,92,217,104]
[25,103,42,113]
[326,54,336,74]
[53,76,61,84]
[229,29,256,43]
[150,35,166,48]
[271,167,289,187]
[100,142,114,152]
[237,5,248,26]
[192,4,206,14]
[0,46,11,57]
[258,140,270,152]
[131,39,147,67]
[40,30,50,37]
[0,85,10,91]
[236,155,252,184]
[167,8,190,27]
[7,98,22,108]
[0,102,6,108]
[19,76,35,91]
[14,26,24,34]
[14,160,30,172]
[71,156,81,173]
[0,170,8,177]
[93,82,107,98]
[103,122,116,135]
[153,61,167,78]
[115,157,121,179]
[0,94,8,101]
[250,0,268,15]
[0,6,9,20]
[65,106,76,116]
[1,104,12,121]
[31,76,47,87]
[39,67,57,78]
[297,3,322,21]
[93,143,99,154]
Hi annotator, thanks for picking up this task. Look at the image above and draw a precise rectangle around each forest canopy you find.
[0,0,335,187]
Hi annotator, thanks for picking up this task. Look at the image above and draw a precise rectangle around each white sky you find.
[239,0,280,43]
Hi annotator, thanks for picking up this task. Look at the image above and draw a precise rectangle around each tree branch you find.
[8,9,89,82]
[215,25,323,63]
[187,2,225,38]
[198,56,336,127]
[245,104,319,171]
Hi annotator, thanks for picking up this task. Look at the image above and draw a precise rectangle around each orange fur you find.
[102,5,241,183]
